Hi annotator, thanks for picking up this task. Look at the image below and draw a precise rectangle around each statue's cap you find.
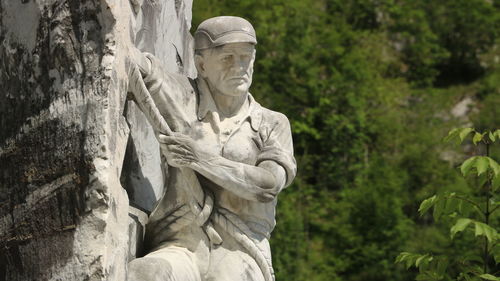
[194,16,257,50]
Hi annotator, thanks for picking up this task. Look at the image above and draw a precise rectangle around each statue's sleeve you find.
[256,112,297,188]
[139,53,195,131]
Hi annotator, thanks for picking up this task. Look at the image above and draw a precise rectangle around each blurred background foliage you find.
[192,1,500,280]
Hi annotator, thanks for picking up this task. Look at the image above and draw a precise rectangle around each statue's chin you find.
[219,85,249,97]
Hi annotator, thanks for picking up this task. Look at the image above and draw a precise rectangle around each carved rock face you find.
[0,0,195,280]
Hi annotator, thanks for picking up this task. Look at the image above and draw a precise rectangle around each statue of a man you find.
[127,16,296,281]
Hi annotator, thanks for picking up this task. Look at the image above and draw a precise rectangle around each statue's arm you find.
[159,113,296,202]
[192,156,287,203]
[129,48,192,128]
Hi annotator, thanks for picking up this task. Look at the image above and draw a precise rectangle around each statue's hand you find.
[158,133,213,168]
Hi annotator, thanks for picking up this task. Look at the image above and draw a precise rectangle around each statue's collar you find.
[196,78,262,131]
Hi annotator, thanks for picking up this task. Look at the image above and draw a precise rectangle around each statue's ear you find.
[194,55,206,78]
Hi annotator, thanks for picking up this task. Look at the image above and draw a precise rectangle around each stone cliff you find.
[0,0,195,279]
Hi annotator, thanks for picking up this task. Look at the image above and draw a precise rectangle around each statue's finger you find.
[158,135,182,144]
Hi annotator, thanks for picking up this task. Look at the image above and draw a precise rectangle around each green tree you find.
[397,128,500,280]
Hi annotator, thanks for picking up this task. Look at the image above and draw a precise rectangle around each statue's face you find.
[198,42,255,97]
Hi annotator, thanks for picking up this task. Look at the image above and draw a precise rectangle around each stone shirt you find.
[141,54,296,252]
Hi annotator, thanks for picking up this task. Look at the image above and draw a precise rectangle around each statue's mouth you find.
[227,77,247,82]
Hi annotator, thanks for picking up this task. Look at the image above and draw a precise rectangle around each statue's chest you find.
[189,115,262,165]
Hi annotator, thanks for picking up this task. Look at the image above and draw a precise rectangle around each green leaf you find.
[477,173,489,188]
[444,128,475,143]
[395,252,410,263]
[487,158,500,176]
[444,128,461,143]
[395,252,434,270]
[459,128,474,142]
[479,274,500,281]
[458,199,474,217]
[476,157,489,176]
[433,196,446,221]
[415,255,426,267]
[405,255,416,269]
[451,218,472,238]
[473,132,484,145]
[492,175,500,191]
[474,221,498,243]
[415,254,432,268]
[462,157,478,177]
[444,194,460,214]
[489,131,496,142]
[419,195,438,216]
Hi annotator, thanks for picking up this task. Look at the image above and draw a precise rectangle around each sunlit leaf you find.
[395,252,411,263]
[451,218,472,238]
[419,195,438,216]
[473,132,483,145]
[489,131,496,142]
[459,128,474,142]
[479,274,500,281]
[487,158,500,176]
[415,255,427,268]
[444,128,460,143]
[474,222,498,243]
[461,157,478,177]
[476,157,489,176]
[406,255,416,269]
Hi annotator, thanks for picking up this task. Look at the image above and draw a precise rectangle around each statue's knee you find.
[127,257,173,281]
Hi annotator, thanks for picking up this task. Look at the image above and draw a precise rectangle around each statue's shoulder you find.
[259,105,290,126]
[254,102,291,134]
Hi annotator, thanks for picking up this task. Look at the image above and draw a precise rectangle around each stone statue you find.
[126,16,296,281]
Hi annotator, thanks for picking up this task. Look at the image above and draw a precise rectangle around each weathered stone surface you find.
[127,206,148,261]
[0,0,194,279]
[123,0,195,214]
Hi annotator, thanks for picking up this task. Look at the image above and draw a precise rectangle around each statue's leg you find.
[127,246,201,281]
[206,237,266,281]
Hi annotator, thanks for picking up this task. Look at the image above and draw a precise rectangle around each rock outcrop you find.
[0,0,194,279]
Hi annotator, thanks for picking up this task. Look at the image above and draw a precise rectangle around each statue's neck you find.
[203,79,248,118]
[211,91,248,118]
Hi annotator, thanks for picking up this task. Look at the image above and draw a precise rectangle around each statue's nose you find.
[232,58,248,73]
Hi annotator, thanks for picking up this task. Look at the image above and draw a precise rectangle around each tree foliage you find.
[397,129,500,280]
